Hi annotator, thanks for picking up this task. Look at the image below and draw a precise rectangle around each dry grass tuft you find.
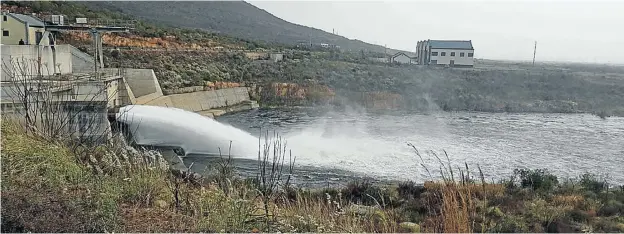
[277,191,399,233]
[121,205,197,232]
[422,182,477,233]
[553,194,585,207]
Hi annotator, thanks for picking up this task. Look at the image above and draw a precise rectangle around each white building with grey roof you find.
[390,52,414,64]
[416,40,475,67]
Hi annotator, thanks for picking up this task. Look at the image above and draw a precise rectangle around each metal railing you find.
[81,19,137,29]
[42,15,137,29]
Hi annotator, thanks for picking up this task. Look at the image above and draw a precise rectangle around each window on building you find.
[2,30,9,37]
[451,52,456,56]
[460,52,465,57]
[441,52,446,56]
[3,15,7,21]
[431,52,438,56]
[431,60,437,65]
[35,31,43,44]
[468,53,474,57]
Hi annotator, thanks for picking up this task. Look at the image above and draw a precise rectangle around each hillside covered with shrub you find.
[4,1,624,116]
[1,1,267,50]
[104,49,624,116]
[79,1,398,53]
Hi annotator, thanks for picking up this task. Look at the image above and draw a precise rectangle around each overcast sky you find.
[248,1,624,64]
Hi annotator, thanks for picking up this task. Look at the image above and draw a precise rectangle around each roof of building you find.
[429,40,473,50]
[392,52,415,59]
[8,13,45,27]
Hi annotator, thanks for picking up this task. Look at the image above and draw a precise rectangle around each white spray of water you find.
[116,105,259,158]
[282,108,451,181]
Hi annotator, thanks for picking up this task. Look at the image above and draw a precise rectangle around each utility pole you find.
[532,41,537,66]
[92,29,98,77]
[384,44,387,55]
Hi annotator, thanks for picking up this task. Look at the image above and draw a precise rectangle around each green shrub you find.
[120,170,170,206]
[342,180,392,206]
[525,198,569,228]
[593,217,624,232]
[195,189,257,232]
[579,173,608,193]
[598,200,624,217]
[490,215,529,233]
[397,181,425,200]
[567,209,590,222]
[557,178,580,194]
[396,199,427,223]
[514,169,559,191]
[614,189,624,203]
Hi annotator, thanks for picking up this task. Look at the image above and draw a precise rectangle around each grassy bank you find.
[3,120,624,233]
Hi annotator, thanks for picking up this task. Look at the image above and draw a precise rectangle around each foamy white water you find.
[217,109,624,184]
[116,105,259,157]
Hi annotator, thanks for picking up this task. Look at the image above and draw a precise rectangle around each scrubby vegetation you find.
[78,1,397,53]
[2,1,266,50]
[4,1,624,116]
[102,49,624,115]
[3,120,624,233]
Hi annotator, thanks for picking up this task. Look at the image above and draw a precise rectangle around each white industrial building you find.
[416,40,475,67]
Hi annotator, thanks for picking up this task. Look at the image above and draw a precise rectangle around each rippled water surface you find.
[212,108,624,184]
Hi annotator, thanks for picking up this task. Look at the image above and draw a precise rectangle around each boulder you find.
[487,206,504,218]
[399,222,420,233]
[155,199,168,209]
[346,205,388,224]
[347,204,378,216]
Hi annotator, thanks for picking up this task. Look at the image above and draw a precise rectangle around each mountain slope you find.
[80,1,397,53]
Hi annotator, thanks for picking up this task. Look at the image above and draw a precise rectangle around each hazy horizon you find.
[249,1,624,64]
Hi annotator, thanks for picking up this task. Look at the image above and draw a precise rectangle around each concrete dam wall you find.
[146,87,250,109]
[123,69,164,105]
[120,67,252,116]
[69,45,96,74]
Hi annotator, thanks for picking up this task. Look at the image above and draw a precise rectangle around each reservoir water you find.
[208,108,624,185]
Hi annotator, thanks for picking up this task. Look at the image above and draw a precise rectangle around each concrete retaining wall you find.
[70,46,95,73]
[117,77,136,106]
[146,87,250,112]
[144,95,173,107]
[1,45,73,81]
[112,66,251,114]
[119,68,164,104]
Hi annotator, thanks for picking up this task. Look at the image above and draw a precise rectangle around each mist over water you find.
[218,108,624,184]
